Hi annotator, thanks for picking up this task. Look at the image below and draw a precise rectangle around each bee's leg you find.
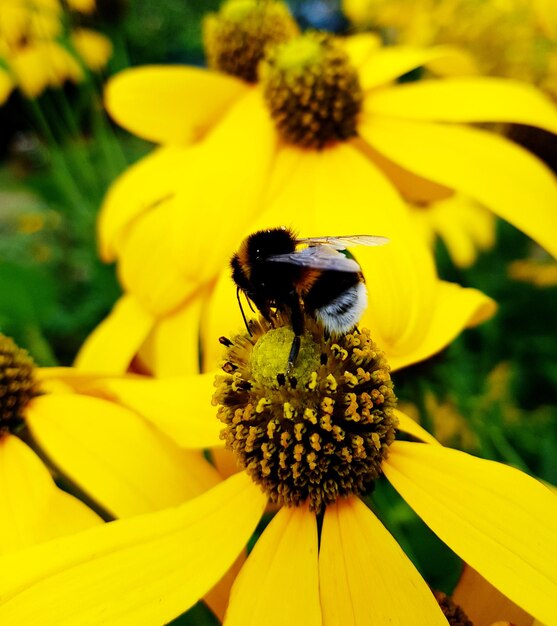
[286,294,304,373]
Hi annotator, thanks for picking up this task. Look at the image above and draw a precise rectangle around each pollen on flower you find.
[434,592,474,626]
[0,334,39,436]
[213,314,398,512]
[203,0,299,83]
[260,32,363,148]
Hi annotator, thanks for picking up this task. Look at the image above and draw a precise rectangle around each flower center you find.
[213,314,397,512]
[260,32,363,149]
[203,0,299,83]
[0,334,39,436]
[434,592,474,626]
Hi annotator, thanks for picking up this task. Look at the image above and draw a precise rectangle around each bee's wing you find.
[296,235,389,250]
[267,246,361,272]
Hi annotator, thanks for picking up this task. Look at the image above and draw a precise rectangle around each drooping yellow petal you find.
[366,78,557,134]
[75,295,154,374]
[225,506,321,626]
[93,372,223,449]
[117,198,200,316]
[0,68,14,104]
[388,280,496,371]
[98,146,192,262]
[70,28,112,71]
[319,497,448,625]
[360,117,557,259]
[252,141,409,239]
[25,393,221,518]
[0,436,100,555]
[138,284,210,377]
[105,66,249,144]
[454,565,536,626]
[383,441,557,626]
[170,88,277,283]
[358,45,477,91]
[0,473,266,626]
[395,409,440,445]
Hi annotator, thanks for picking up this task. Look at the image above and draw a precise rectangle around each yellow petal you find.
[319,497,447,625]
[358,45,477,91]
[395,409,440,445]
[454,565,536,626]
[342,33,382,68]
[71,28,112,72]
[253,141,410,239]
[0,473,266,626]
[0,68,14,104]
[0,436,100,555]
[360,117,557,259]
[138,285,210,377]
[383,441,557,626]
[170,88,277,282]
[75,295,154,374]
[388,280,496,371]
[25,393,221,518]
[105,66,248,144]
[366,78,557,134]
[98,146,192,262]
[225,506,321,626]
[118,198,200,316]
[93,372,223,449]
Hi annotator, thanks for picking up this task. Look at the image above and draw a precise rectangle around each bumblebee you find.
[230,227,388,369]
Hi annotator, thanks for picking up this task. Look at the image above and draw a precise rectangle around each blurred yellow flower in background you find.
[343,0,557,99]
[93,0,557,377]
[0,0,111,102]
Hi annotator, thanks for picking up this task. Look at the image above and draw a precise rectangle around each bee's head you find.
[246,227,296,262]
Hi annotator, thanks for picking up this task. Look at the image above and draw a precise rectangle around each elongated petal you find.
[366,78,557,133]
[360,117,557,259]
[95,372,223,449]
[383,441,557,626]
[0,437,100,555]
[358,45,476,91]
[387,281,496,371]
[0,473,266,626]
[98,147,191,261]
[170,88,277,282]
[319,497,447,625]
[75,295,154,374]
[105,66,248,144]
[225,506,321,626]
[25,394,221,518]
[395,409,440,445]
[118,198,200,316]
[138,285,210,377]
[343,33,381,69]
[246,141,409,241]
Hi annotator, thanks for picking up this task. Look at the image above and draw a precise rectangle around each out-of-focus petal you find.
[225,506,321,626]
[0,473,266,626]
[383,441,557,626]
[394,410,440,445]
[75,295,154,374]
[98,147,191,261]
[105,66,248,144]
[366,78,557,133]
[342,33,381,68]
[388,281,496,371]
[360,117,557,259]
[0,436,100,555]
[25,394,221,518]
[319,497,447,625]
[71,28,112,71]
[358,45,477,91]
[0,68,14,104]
[94,372,223,449]
[170,88,277,283]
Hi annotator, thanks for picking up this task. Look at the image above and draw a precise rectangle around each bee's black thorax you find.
[303,270,361,315]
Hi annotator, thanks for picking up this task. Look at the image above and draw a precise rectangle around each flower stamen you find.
[213,314,397,511]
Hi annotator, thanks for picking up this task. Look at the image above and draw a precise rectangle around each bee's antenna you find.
[246,297,256,313]
[237,287,253,336]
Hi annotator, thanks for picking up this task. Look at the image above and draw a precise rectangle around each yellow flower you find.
[1,287,555,625]
[343,0,557,99]
[95,1,557,375]
[0,334,101,554]
[66,0,96,14]
[0,0,111,102]
[508,258,557,287]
